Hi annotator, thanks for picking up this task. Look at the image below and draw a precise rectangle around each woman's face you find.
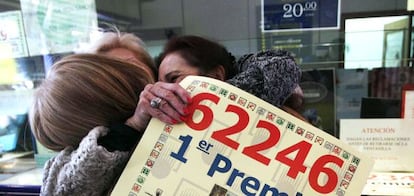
[158,52,200,83]
[105,47,155,79]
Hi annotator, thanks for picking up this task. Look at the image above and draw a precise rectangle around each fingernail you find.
[171,119,178,124]
[183,108,189,115]
[179,116,187,122]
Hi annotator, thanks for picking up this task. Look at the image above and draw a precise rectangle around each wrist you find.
[125,115,149,132]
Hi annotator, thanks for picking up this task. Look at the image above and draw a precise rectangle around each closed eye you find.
[168,75,179,83]
[164,71,180,83]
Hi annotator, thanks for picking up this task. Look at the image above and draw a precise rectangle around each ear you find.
[207,65,226,81]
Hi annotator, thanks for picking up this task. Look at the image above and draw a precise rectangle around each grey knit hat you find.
[227,49,301,107]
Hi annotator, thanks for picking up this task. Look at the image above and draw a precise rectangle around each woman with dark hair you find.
[156,35,237,83]
[154,35,305,117]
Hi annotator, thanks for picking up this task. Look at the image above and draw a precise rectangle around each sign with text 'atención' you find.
[262,0,341,32]
[340,119,414,172]
[112,76,373,196]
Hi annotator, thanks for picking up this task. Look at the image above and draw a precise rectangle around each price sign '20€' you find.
[112,76,374,196]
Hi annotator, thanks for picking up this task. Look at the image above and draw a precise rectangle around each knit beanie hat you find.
[226,49,301,107]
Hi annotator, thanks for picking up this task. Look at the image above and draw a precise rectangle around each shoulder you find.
[236,49,296,72]
[41,126,129,195]
[48,126,129,166]
[227,49,301,107]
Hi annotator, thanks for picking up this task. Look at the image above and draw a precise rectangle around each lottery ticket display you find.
[363,172,414,195]
[112,76,374,196]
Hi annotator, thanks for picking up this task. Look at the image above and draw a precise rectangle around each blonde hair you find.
[86,32,157,78]
[29,54,154,151]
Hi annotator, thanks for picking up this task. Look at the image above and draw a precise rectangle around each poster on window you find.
[112,76,373,196]
[340,118,414,172]
[19,0,98,56]
[0,10,28,59]
[262,0,341,32]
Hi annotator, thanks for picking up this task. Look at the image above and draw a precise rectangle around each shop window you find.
[344,15,409,69]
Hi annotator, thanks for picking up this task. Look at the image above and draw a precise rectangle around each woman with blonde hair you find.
[85,31,157,79]
[85,30,190,126]
[30,53,191,195]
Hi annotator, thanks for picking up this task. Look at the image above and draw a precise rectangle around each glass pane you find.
[344,15,409,69]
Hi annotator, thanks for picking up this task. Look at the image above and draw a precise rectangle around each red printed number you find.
[275,141,311,178]
[184,92,344,194]
[242,120,281,165]
[185,93,219,130]
[309,155,344,194]
[211,105,249,150]
[275,141,343,193]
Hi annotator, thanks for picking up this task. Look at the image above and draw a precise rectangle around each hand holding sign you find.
[112,76,373,196]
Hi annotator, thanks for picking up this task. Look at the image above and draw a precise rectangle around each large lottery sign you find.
[112,76,374,196]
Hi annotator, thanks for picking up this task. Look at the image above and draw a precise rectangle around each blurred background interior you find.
[0,0,413,194]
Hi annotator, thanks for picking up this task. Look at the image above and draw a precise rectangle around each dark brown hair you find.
[156,35,237,79]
